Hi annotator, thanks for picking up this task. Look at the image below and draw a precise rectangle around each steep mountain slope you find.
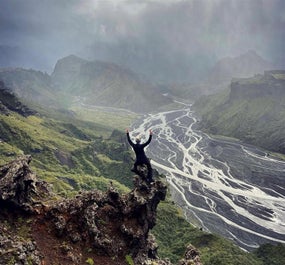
[194,70,285,154]
[0,68,57,107]
[0,86,135,191]
[51,55,172,112]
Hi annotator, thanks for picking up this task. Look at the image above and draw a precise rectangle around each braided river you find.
[131,104,285,250]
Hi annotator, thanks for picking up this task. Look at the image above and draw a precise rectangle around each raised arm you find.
[126,129,135,147]
[142,129,152,148]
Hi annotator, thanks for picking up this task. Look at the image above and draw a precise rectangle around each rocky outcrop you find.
[0,155,51,212]
[0,156,202,265]
[178,244,202,265]
[35,175,167,264]
[0,232,42,265]
[0,155,51,264]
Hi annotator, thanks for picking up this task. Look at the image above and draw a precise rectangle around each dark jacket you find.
[127,133,152,164]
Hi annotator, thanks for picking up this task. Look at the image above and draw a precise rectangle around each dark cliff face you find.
[0,155,202,265]
[0,81,36,117]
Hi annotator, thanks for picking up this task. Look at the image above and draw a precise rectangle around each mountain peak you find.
[57,54,87,64]
[236,50,270,65]
[52,54,87,77]
[207,50,273,84]
[242,49,260,58]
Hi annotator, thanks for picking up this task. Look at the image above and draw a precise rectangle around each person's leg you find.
[131,161,140,174]
[146,162,153,183]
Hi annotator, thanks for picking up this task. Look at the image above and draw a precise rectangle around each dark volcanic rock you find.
[178,244,202,265]
[43,176,167,263]
[0,155,51,265]
[0,156,203,265]
[0,155,51,212]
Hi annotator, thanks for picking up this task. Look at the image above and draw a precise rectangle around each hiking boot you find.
[131,168,139,175]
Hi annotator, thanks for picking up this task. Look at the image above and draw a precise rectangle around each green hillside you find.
[153,200,266,265]
[0,90,135,194]
[193,71,285,154]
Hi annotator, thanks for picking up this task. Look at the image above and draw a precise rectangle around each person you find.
[126,128,153,183]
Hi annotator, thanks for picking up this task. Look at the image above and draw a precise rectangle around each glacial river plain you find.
[131,105,285,250]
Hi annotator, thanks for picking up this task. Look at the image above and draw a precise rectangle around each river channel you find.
[130,105,285,250]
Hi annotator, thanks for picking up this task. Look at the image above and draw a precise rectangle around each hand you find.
[126,128,129,133]
[149,129,152,135]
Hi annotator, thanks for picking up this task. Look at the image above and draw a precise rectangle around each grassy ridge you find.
[0,107,135,194]
[193,74,285,154]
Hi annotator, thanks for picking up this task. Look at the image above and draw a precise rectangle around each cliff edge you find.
[0,155,202,265]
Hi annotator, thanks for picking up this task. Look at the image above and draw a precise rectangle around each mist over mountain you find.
[168,50,276,100]
[0,55,172,113]
[0,46,21,68]
[207,50,274,85]
[0,68,57,108]
[0,0,284,83]
[0,80,35,116]
[51,55,172,112]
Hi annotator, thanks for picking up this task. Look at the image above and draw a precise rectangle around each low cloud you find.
[0,0,284,80]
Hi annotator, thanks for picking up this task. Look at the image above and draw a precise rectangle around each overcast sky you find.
[0,0,284,77]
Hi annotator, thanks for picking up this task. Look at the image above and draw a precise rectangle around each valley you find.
[130,105,285,250]
[1,75,285,264]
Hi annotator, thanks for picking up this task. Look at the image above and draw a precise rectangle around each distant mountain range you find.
[0,55,172,113]
[194,70,285,154]
[168,50,275,101]
[206,50,273,85]
[0,50,281,113]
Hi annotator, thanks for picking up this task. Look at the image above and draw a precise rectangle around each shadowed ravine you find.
[131,104,285,250]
